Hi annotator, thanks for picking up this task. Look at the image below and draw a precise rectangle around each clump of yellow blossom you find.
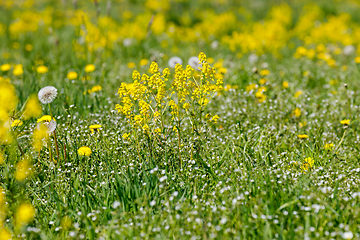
[260,69,270,76]
[87,85,102,94]
[294,90,303,98]
[89,124,102,134]
[13,64,23,75]
[293,108,301,118]
[297,134,309,139]
[37,115,55,123]
[78,146,92,156]
[324,143,334,150]
[85,64,95,73]
[36,65,48,74]
[15,203,35,228]
[282,81,289,88]
[139,59,149,66]
[301,157,314,172]
[67,71,78,80]
[0,228,11,240]
[11,119,23,127]
[23,94,42,120]
[355,56,360,64]
[127,62,136,68]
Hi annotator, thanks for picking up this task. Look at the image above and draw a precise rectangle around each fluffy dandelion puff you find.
[38,86,58,104]
[168,57,183,68]
[248,53,258,64]
[343,45,355,56]
[188,56,200,69]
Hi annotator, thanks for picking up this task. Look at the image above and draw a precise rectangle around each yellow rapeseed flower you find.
[78,146,92,156]
[11,119,23,127]
[36,65,48,74]
[297,134,309,139]
[89,124,102,134]
[0,64,11,71]
[85,64,95,73]
[340,119,350,125]
[67,71,78,80]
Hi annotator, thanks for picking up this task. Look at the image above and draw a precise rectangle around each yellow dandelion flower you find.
[67,71,78,80]
[294,90,303,98]
[37,115,55,123]
[36,65,48,74]
[355,56,360,64]
[85,64,96,73]
[15,157,32,181]
[301,157,314,172]
[78,146,92,156]
[127,62,136,68]
[89,124,102,134]
[15,203,35,227]
[297,134,309,139]
[13,64,23,75]
[259,78,266,85]
[260,69,270,76]
[0,228,12,240]
[0,64,11,71]
[340,119,350,125]
[25,44,33,51]
[282,81,289,88]
[139,59,149,66]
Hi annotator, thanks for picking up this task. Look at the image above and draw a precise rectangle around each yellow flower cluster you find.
[116,52,223,136]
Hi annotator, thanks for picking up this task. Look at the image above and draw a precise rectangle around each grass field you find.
[2,0,360,239]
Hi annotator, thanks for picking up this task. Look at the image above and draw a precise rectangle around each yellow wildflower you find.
[210,115,219,123]
[297,134,309,139]
[259,78,266,85]
[85,64,96,73]
[13,64,23,75]
[67,71,78,80]
[32,124,49,151]
[89,124,102,134]
[15,203,35,227]
[324,143,334,150]
[36,65,48,74]
[0,228,12,240]
[139,59,149,66]
[0,64,11,71]
[122,133,130,139]
[340,119,350,125]
[11,119,23,127]
[127,62,136,68]
[294,90,303,98]
[25,44,33,51]
[15,157,32,181]
[282,81,289,88]
[23,95,42,120]
[260,69,270,76]
[301,157,314,172]
[355,56,360,64]
[37,115,55,123]
[293,108,301,118]
[78,146,92,156]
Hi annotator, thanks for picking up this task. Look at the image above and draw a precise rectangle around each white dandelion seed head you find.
[248,53,258,64]
[38,86,58,104]
[168,56,183,68]
[188,56,201,70]
[211,40,219,49]
[342,231,353,239]
[123,38,133,47]
[343,45,355,56]
[37,120,57,134]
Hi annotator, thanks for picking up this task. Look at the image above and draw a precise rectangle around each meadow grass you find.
[1,0,360,239]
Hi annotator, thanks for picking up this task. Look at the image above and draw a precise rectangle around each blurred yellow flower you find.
[67,71,78,80]
[324,143,334,150]
[355,56,360,64]
[89,124,102,134]
[293,108,301,117]
[15,157,32,181]
[85,64,96,73]
[78,146,92,156]
[297,134,308,139]
[11,119,23,127]
[122,133,130,139]
[25,44,33,51]
[87,85,102,94]
[259,78,266,85]
[139,59,149,66]
[127,62,136,68]
[23,95,42,120]
[0,64,11,71]
[37,115,55,123]
[301,157,314,172]
[13,64,23,75]
[260,69,270,76]
[282,81,289,88]
[340,119,350,125]
[0,228,12,240]
[36,65,48,74]
[15,203,35,227]
[32,123,48,151]
[294,90,303,98]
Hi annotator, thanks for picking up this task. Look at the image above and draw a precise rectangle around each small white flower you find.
[168,56,183,68]
[188,56,201,70]
[112,201,120,209]
[342,231,353,239]
[343,45,355,56]
[38,86,58,104]
[123,38,132,47]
